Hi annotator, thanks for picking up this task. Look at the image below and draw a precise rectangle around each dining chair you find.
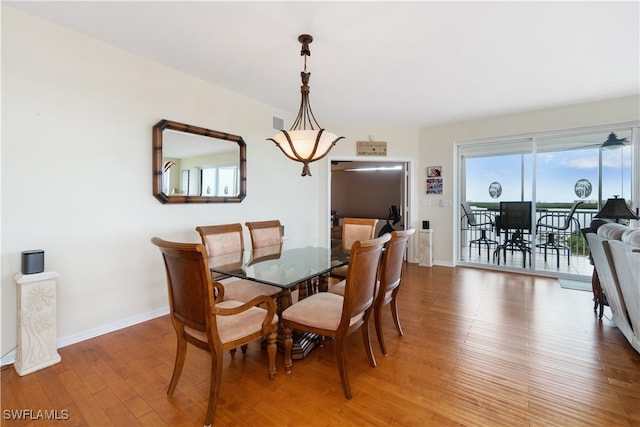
[329,228,415,355]
[282,233,390,399]
[196,224,281,303]
[535,200,583,268]
[331,217,379,278]
[150,237,278,427]
[245,220,283,248]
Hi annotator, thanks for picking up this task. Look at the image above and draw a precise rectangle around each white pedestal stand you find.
[13,271,61,376]
[418,229,433,267]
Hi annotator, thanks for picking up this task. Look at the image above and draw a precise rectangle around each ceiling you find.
[6,1,639,128]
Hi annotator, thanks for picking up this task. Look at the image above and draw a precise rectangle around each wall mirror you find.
[153,119,246,203]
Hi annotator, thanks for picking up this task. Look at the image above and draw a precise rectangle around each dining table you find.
[208,238,350,359]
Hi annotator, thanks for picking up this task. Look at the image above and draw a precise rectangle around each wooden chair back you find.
[342,217,379,251]
[378,229,415,298]
[341,234,391,330]
[373,228,415,354]
[195,223,245,256]
[152,237,214,340]
[245,220,282,248]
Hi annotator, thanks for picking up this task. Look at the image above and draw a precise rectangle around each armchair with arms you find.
[151,237,278,427]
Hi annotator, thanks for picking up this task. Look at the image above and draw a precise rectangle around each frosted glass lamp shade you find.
[270,129,342,176]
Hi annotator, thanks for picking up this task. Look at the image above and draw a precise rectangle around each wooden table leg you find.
[271,285,318,359]
[317,274,329,293]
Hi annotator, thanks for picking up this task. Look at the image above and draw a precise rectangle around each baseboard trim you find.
[1,306,170,367]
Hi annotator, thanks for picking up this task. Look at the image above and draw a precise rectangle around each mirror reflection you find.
[153,119,246,204]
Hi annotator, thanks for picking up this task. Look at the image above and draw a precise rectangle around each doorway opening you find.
[329,160,410,248]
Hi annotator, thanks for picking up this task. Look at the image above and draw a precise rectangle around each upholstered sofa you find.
[584,223,640,353]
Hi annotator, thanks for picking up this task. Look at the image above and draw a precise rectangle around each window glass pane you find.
[461,139,533,205]
[457,126,637,277]
[201,168,216,196]
[217,166,238,196]
[535,135,600,206]
[602,143,632,203]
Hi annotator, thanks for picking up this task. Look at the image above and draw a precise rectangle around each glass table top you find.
[208,239,349,289]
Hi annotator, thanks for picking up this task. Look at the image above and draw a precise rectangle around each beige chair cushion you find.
[204,231,243,255]
[185,300,278,345]
[343,223,377,250]
[223,278,281,301]
[251,228,281,247]
[282,292,363,330]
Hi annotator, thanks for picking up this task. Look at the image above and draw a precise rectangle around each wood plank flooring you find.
[2,264,639,426]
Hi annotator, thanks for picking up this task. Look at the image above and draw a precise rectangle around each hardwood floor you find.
[2,264,639,426]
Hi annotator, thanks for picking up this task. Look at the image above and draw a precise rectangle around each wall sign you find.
[357,140,387,156]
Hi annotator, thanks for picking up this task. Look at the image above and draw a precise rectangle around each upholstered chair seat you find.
[185,300,278,344]
[283,292,365,330]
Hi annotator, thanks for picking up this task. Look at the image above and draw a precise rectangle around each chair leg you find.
[203,351,223,427]
[390,296,403,337]
[335,335,352,400]
[241,344,248,354]
[267,330,277,380]
[361,318,376,368]
[283,324,293,374]
[374,303,387,355]
[167,332,187,396]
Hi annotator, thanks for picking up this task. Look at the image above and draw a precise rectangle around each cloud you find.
[564,157,598,169]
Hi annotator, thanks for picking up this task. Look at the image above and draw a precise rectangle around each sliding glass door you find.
[457,125,636,279]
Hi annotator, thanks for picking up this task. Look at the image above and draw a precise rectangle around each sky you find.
[466,145,632,204]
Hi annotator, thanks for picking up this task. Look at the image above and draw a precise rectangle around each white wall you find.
[418,95,640,266]
[1,7,422,361]
[3,5,637,363]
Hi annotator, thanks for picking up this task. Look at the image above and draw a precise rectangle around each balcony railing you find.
[460,205,598,275]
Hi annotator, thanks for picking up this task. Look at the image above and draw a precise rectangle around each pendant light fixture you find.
[268,34,344,176]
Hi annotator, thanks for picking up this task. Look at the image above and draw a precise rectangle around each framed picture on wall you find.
[426,178,443,194]
[426,166,443,194]
[427,166,442,177]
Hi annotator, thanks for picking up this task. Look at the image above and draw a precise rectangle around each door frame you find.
[327,156,416,262]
